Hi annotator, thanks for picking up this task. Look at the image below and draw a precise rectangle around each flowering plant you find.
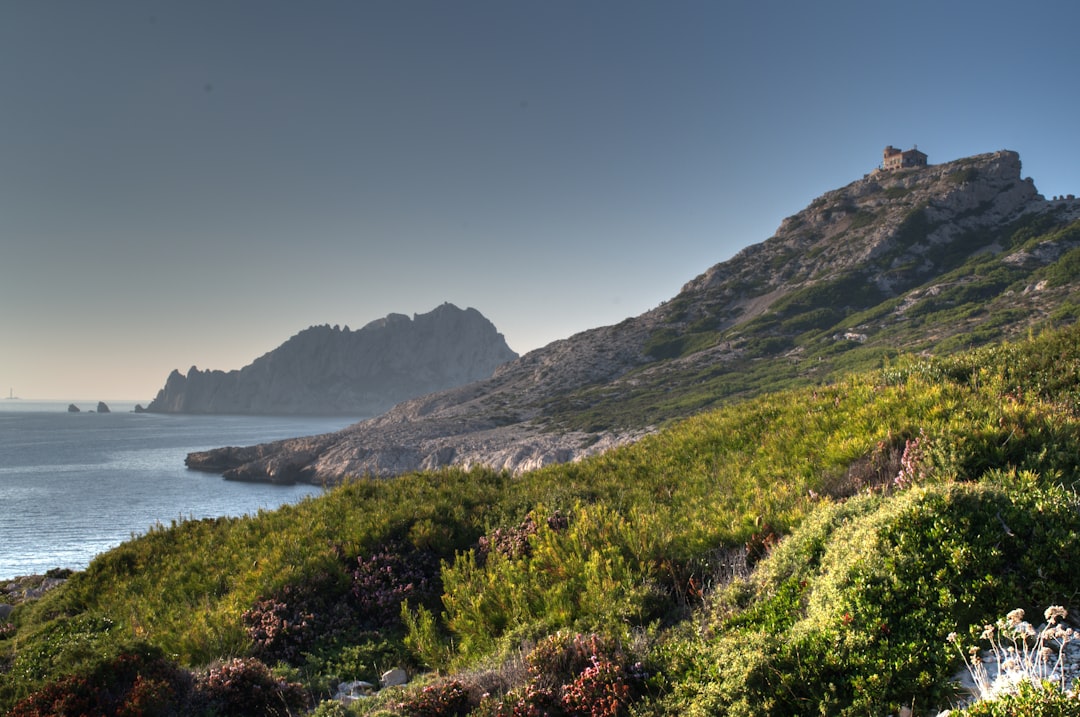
[948,606,1076,704]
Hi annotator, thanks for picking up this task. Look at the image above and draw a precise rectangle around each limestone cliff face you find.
[187,150,1080,482]
[148,303,517,415]
[677,150,1045,320]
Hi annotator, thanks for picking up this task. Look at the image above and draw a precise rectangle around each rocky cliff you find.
[149,303,517,416]
[187,150,1080,482]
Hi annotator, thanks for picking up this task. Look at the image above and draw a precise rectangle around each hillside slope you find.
[188,150,1080,482]
[145,303,517,416]
[9,325,1080,716]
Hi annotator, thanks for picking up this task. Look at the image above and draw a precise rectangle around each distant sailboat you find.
[6,388,18,400]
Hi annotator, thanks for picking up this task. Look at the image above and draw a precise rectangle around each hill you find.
[144,303,517,416]
[189,150,1080,482]
[6,323,1080,715]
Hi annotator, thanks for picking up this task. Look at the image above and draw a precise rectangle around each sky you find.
[2,1,1079,401]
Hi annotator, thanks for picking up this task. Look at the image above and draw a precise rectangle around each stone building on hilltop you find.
[882,145,928,171]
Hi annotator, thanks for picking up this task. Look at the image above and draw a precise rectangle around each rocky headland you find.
[187,150,1080,484]
[148,303,517,416]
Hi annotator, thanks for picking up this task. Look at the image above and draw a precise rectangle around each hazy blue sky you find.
[2,1,1078,400]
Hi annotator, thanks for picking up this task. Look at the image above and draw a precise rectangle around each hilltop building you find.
[882,145,928,171]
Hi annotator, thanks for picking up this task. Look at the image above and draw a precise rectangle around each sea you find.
[0,400,363,580]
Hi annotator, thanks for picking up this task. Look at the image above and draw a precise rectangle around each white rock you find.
[380,668,408,687]
[334,680,375,704]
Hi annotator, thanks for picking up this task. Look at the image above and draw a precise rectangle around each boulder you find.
[379,668,408,688]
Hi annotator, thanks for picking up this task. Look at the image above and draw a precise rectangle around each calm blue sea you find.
[0,401,362,579]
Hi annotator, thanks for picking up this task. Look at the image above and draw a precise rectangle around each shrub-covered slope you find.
[5,325,1080,715]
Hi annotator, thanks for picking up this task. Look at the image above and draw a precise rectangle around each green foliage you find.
[440,504,664,661]
[768,272,885,320]
[643,326,719,360]
[665,482,1080,716]
[10,325,1080,715]
[1044,243,1080,288]
[956,681,1080,716]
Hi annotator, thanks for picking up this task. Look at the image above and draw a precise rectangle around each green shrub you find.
[440,505,667,660]
[668,481,1080,716]
[956,681,1080,716]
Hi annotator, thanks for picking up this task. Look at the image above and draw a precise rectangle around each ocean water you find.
[0,401,362,579]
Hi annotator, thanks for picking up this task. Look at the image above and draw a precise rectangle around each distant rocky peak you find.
[146,303,517,416]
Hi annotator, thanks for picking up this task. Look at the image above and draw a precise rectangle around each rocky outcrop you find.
[148,303,517,416]
[96,402,110,414]
[188,150,1080,483]
[67,404,80,413]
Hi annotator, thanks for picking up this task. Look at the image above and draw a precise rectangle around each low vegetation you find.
[6,324,1080,715]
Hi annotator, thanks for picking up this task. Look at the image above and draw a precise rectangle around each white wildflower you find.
[1045,605,1068,625]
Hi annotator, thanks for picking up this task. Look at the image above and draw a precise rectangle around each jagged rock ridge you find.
[186,150,1080,482]
[149,303,517,416]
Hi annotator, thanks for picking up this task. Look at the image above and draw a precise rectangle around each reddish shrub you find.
[8,646,189,717]
[243,571,356,664]
[396,679,472,717]
[525,632,621,687]
[478,512,568,565]
[352,542,442,627]
[192,657,307,716]
[485,684,564,717]
[560,656,635,717]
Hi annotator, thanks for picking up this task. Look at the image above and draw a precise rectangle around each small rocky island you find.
[67,402,111,413]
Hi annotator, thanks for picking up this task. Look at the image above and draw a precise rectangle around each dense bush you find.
[243,570,356,664]
[476,510,568,564]
[395,679,472,717]
[353,542,443,628]
[11,653,307,717]
[666,481,1080,716]
[441,505,668,660]
[464,632,648,717]
[8,645,190,717]
[955,681,1080,716]
[192,657,308,716]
